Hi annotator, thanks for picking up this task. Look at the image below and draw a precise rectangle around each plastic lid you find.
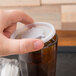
[11,22,56,43]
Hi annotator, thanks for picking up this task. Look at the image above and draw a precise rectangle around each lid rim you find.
[33,22,56,43]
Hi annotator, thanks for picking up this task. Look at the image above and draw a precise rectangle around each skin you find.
[0,10,44,56]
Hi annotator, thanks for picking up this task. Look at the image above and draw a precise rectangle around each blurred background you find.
[0,0,76,76]
[0,0,76,46]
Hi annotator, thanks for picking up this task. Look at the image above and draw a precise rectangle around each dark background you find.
[56,46,76,76]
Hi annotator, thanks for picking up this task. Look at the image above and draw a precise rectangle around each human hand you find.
[0,10,44,56]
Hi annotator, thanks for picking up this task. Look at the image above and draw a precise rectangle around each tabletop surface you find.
[57,30,76,46]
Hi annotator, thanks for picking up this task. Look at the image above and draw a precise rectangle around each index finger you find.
[4,10,34,25]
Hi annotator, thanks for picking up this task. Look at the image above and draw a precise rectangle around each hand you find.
[0,10,44,56]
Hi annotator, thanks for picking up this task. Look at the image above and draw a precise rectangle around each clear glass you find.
[19,34,58,76]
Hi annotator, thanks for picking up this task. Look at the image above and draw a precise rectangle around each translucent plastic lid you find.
[11,22,56,43]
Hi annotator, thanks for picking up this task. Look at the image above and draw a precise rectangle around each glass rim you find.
[42,34,58,49]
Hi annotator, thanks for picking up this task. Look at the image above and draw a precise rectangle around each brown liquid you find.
[19,35,58,76]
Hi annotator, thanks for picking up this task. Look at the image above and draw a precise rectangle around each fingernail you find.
[34,40,44,50]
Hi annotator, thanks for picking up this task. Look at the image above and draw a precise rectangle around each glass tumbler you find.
[19,34,58,76]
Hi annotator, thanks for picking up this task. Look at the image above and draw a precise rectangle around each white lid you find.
[11,22,56,43]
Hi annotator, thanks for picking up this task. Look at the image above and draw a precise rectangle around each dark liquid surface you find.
[19,35,58,76]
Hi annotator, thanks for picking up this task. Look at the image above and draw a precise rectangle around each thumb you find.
[1,37,44,56]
